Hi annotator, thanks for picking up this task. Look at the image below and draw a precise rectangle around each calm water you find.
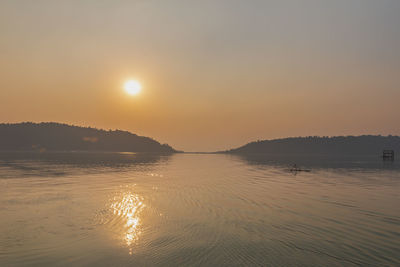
[0,152,399,266]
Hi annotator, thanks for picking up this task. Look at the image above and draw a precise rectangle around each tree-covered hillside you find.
[227,136,400,155]
[0,122,176,153]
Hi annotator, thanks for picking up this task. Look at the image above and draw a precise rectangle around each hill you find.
[0,122,176,153]
[226,135,400,155]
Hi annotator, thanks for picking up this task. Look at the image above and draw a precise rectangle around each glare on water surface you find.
[110,190,145,254]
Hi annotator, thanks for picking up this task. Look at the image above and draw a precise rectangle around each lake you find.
[0,152,399,266]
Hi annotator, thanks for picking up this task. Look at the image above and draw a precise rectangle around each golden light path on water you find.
[110,190,145,255]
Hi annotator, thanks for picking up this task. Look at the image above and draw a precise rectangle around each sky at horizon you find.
[1,0,400,152]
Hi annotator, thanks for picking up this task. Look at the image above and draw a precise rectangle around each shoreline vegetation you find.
[0,122,399,155]
[224,136,400,155]
[0,122,177,153]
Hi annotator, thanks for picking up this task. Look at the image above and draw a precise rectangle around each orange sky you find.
[1,1,400,151]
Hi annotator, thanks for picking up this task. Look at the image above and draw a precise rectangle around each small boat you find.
[289,164,311,172]
[290,168,311,172]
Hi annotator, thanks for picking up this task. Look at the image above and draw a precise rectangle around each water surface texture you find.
[0,152,399,266]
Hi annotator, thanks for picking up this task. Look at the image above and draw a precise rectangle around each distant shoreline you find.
[0,122,398,155]
[222,135,399,156]
[0,122,177,153]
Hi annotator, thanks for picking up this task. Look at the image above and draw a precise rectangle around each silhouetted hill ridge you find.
[226,135,400,155]
[0,122,176,153]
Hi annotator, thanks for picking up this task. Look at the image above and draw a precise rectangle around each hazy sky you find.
[1,0,400,151]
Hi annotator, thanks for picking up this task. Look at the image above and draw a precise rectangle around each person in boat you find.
[290,164,311,172]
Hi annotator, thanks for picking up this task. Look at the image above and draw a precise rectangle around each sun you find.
[124,80,141,95]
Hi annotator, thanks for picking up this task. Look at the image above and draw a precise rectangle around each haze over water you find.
[1,152,399,266]
[2,1,400,151]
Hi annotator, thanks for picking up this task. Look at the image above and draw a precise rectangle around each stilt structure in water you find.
[382,150,394,160]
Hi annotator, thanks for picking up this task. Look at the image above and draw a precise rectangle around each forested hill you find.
[0,122,176,153]
[226,136,400,155]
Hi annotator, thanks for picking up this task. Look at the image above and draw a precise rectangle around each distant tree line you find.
[226,135,400,155]
[0,122,176,153]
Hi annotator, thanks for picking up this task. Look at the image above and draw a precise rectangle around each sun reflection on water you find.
[110,191,145,253]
